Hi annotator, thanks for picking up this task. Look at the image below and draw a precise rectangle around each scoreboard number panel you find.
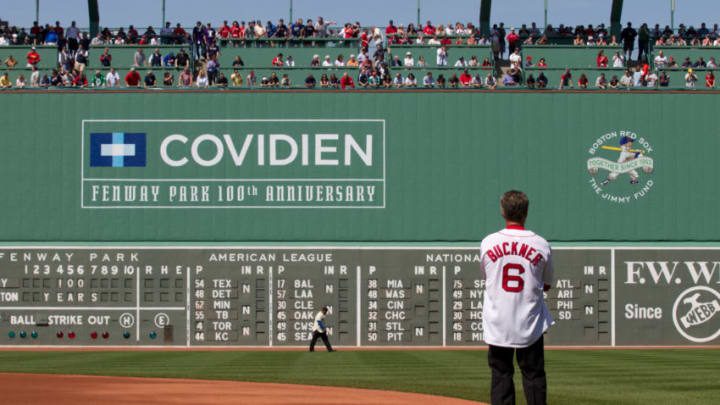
[0,247,717,347]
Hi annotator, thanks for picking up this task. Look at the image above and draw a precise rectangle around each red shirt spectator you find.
[440,37,452,45]
[360,30,369,48]
[173,25,187,37]
[231,24,243,38]
[537,59,547,67]
[219,23,231,38]
[26,49,41,67]
[506,31,520,47]
[481,58,492,67]
[272,55,284,67]
[706,72,715,87]
[73,74,88,87]
[386,21,397,35]
[459,72,472,86]
[423,23,435,35]
[125,69,141,87]
[340,74,354,89]
[597,51,608,67]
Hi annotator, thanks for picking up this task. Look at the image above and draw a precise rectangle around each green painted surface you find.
[1,91,718,242]
[521,45,625,68]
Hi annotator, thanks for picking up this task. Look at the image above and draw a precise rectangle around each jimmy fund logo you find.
[587,131,654,203]
[672,286,720,343]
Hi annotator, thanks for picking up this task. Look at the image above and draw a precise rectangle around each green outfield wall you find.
[0,91,717,242]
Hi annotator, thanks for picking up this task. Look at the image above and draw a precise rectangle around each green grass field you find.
[0,349,718,404]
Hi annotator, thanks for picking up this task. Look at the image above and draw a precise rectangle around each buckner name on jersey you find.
[486,241,545,266]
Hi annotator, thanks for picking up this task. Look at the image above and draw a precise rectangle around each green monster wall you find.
[0,90,716,242]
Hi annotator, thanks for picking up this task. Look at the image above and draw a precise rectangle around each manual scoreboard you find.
[0,247,717,346]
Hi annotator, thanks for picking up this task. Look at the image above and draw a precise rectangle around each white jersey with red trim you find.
[480,226,554,348]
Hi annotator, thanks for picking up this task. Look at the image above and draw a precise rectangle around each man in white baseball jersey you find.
[481,190,553,405]
[309,306,335,352]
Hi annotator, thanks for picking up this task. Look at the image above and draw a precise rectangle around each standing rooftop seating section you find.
[87,45,191,68]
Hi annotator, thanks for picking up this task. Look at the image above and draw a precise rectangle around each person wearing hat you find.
[403,51,414,66]
[309,306,335,352]
[524,55,534,68]
[322,55,332,67]
[347,54,359,67]
[310,54,321,66]
[685,68,698,88]
[26,47,41,68]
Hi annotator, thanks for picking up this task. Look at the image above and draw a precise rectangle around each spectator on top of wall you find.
[163,52,176,67]
[90,70,104,87]
[304,74,316,88]
[685,69,698,88]
[124,67,141,87]
[322,55,332,67]
[705,71,715,88]
[455,56,468,67]
[608,75,619,89]
[620,22,637,61]
[404,73,417,87]
[133,48,146,67]
[272,53,284,66]
[502,70,516,87]
[608,35,618,46]
[176,49,190,68]
[559,69,573,89]
[98,48,112,67]
[231,69,243,86]
[509,49,521,69]
[216,72,229,87]
[403,52,414,67]
[537,58,547,67]
[573,34,585,46]
[484,73,496,89]
[105,67,119,87]
[30,66,40,86]
[613,52,624,68]
[521,55,532,68]
[646,70,658,87]
[437,45,448,66]
[578,73,589,88]
[66,21,80,51]
[231,55,244,67]
[597,50,608,67]
[178,67,193,87]
[206,56,219,84]
[3,55,17,68]
[335,54,346,66]
[149,48,162,67]
[460,70,473,87]
[653,51,667,68]
[26,47,40,68]
[74,44,88,72]
[303,19,315,38]
[506,29,520,55]
[637,23,650,62]
[596,73,607,89]
[386,20,397,36]
[196,70,209,88]
[340,72,354,89]
[682,57,692,68]
[620,69,633,88]
[694,57,707,67]
[144,70,156,88]
[708,58,718,68]
[586,36,596,46]
[14,74,26,88]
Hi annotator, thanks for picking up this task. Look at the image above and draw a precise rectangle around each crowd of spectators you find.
[2,16,720,90]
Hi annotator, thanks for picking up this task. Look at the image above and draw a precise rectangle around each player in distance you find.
[480,190,554,405]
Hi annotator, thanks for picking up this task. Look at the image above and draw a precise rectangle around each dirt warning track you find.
[0,373,487,405]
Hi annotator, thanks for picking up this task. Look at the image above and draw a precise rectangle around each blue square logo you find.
[90,133,146,167]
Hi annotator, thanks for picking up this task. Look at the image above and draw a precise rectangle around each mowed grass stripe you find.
[0,350,717,405]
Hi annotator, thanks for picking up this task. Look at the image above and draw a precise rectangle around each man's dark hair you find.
[500,190,529,223]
